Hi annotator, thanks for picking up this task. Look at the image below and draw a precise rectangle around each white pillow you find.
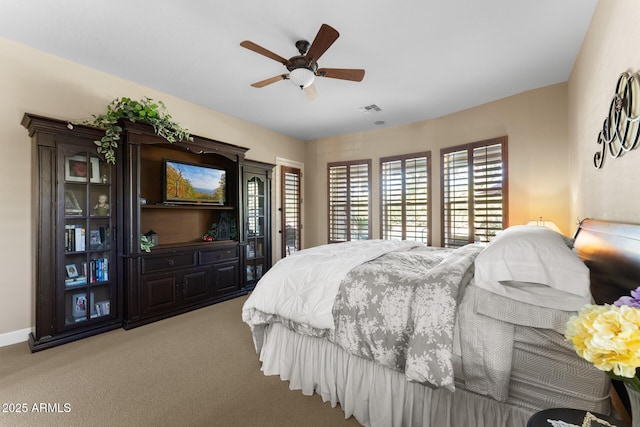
[473,225,591,308]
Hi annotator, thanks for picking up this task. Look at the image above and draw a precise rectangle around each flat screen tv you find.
[163,159,226,205]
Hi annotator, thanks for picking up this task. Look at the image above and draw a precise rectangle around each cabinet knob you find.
[168,259,175,267]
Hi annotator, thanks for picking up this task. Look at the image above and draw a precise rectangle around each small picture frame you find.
[89,229,102,249]
[72,293,87,319]
[65,155,101,183]
[65,263,79,278]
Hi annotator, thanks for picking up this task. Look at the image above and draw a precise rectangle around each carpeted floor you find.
[0,295,361,426]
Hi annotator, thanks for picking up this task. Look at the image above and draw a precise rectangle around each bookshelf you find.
[242,160,274,289]
[23,114,122,351]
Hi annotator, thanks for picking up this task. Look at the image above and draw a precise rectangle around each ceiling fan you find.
[240,23,365,99]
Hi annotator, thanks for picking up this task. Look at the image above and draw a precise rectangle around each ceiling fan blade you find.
[250,74,288,88]
[305,24,339,62]
[317,68,365,82]
[240,40,288,65]
[304,83,319,101]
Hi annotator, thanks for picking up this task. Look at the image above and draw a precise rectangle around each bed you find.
[242,219,639,426]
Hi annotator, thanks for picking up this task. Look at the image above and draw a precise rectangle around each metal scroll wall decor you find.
[594,71,640,168]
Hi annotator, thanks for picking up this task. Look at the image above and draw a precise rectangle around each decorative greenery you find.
[203,214,237,241]
[140,234,154,252]
[202,225,217,241]
[71,97,193,164]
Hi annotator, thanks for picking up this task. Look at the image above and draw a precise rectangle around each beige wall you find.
[4,0,635,342]
[569,0,640,228]
[304,83,571,248]
[0,38,304,339]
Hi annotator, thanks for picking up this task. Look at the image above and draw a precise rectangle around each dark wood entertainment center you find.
[23,113,273,351]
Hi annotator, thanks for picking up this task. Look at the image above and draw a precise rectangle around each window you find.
[281,166,301,257]
[441,136,508,248]
[328,160,371,242]
[380,152,431,244]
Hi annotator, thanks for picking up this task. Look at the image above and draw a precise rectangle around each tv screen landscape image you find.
[163,159,226,205]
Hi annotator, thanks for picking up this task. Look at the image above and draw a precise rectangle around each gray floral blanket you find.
[244,243,483,392]
[331,244,482,391]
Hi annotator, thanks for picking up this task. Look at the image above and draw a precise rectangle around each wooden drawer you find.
[142,253,195,273]
[200,246,238,264]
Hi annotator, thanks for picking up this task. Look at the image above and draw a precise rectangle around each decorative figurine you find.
[93,194,110,216]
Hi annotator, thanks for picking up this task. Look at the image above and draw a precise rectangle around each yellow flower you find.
[566,304,640,379]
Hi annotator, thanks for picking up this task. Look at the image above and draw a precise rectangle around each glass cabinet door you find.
[62,150,113,327]
[245,176,266,284]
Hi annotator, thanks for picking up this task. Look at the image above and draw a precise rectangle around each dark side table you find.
[527,408,629,427]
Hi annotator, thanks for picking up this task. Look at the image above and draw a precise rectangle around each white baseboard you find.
[0,328,32,347]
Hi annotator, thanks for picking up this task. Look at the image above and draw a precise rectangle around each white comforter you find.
[242,239,420,331]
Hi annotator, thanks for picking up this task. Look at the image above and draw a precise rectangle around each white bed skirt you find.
[259,322,534,427]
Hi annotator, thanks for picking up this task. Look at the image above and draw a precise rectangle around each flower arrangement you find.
[565,286,640,392]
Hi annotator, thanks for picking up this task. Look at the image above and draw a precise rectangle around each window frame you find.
[440,136,509,247]
[327,159,372,243]
[280,165,302,257]
[379,151,432,245]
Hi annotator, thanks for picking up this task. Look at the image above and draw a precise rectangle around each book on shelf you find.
[64,190,83,215]
[99,226,110,249]
[103,258,109,281]
[65,225,86,252]
[76,227,85,251]
[247,241,256,258]
[65,276,87,287]
[90,292,96,318]
[89,257,110,283]
[94,300,110,316]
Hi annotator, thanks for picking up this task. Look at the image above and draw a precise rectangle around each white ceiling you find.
[0,0,598,141]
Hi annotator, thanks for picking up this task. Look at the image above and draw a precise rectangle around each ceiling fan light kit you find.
[241,23,365,96]
[289,68,315,89]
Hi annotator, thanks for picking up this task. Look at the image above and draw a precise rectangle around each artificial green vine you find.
[140,234,154,253]
[72,97,193,163]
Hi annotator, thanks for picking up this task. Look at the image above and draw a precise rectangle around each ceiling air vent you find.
[357,104,382,114]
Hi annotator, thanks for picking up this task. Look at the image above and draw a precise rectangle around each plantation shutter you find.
[328,160,371,242]
[442,149,470,248]
[328,165,348,242]
[381,152,430,244]
[281,166,301,257]
[381,159,403,240]
[473,144,505,244]
[441,137,508,248]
